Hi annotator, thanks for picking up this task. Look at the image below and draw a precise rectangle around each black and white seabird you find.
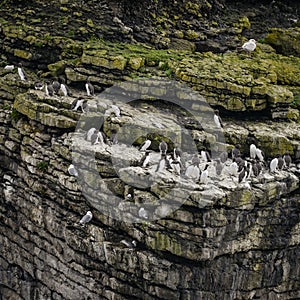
[45,81,54,96]
[140,139,151,151]
[213,109,223,128]
[277,155,284,170]
[173,146,182,160]
[91,130,105,145]
[283,152,292,168]
[201,150,211,162]
[52,78,61,94]
[60,82,68,96]
[252,161,259,177]
[250,144,257,159]
[85,78,95,96]
[232,144,241,159]
[171,157,181,175]
[140,151,150,168]
[238,165,249,183]
[79,211,93,225]
[109,129,118,145]
[85,128,97,141]
[71,98,88,113]
[200,164,209,184]
[159,141,168,155]
[156,154,167,172]
[34,81,44,90]
[270,157,278,173]
[255,147,264,161]
[17,63,27,81]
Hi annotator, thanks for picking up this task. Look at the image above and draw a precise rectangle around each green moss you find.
[36,161,49,172]
[11,108,20,122]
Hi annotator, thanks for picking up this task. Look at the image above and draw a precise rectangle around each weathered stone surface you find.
[265,27,300,57]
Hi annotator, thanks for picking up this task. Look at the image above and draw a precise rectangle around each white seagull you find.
[138,207,148,219]
[79,211,93,225]
[241,39,257,54]
[68,164,78,177]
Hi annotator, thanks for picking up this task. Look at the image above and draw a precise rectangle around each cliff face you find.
[1,0,300,299]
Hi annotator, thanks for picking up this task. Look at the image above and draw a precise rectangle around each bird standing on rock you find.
[241,39,257,56]
[159,141,168,155]
[213,109,223,128]
[232,144,241,160]
[140,139,151,152]
[250,144,257,159]
[17,63,27,81]
[200,164,209,184]
[283,152,292,169]
[270,157,278,173]
[140,151,150,168]
[45,81,54,96]
[79,211,93,226]
[85,78,95,96]
[52,78,60,94]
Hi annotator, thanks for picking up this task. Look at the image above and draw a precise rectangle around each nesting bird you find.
[34,81,44,90]
[241,39,257,55]
[138,207,148,219]
[68,164,78,176]
[79,211,93,226]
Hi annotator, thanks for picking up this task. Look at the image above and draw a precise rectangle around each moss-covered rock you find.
[265,27,300,57]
